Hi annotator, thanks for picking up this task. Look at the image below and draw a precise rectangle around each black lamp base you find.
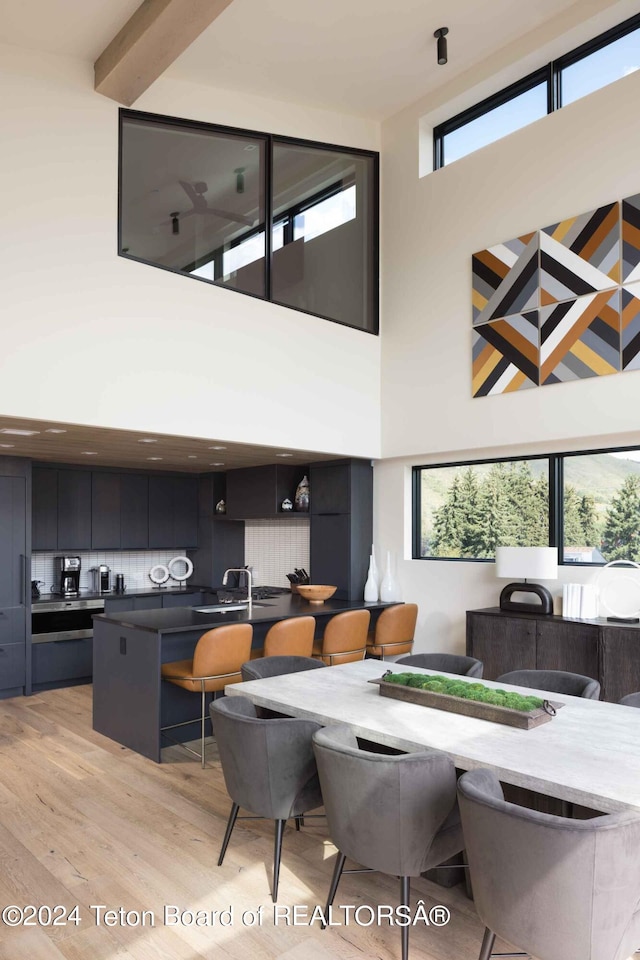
[499,582,553,615]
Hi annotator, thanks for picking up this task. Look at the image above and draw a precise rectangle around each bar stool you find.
[312,609,370,665]
[366,603,418,660]
[262,616,316,658]
[161,622,253,767]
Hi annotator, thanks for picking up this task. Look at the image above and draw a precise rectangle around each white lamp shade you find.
[495,546,558,581]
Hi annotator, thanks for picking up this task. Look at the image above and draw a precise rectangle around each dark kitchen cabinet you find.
[32,467,58,550]
[33,466,92,551]
[309,459,372,601]
[57,469,91,550]
[91,472,121,549]
[226,464,307,519]
[0,458,29,697]
[148,476,198,548]
[188,474,244,586]
[120,474,149,549]
[92,472,149,549]
[32,638,92,688]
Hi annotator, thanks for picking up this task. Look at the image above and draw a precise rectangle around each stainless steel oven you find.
[31,598,105,644]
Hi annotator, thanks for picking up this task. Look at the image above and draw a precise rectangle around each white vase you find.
[364,555,378,602]
[380,550,399,602]
[370,544,379,589]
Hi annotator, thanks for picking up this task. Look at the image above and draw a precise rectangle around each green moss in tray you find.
[383,672,544,712]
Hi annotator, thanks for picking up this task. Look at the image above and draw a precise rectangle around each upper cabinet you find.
[148,475,198,549]
[33,467,197,551]
[226,465,308,519]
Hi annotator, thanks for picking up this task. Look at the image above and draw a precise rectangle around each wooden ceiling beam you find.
[94,0,235,106]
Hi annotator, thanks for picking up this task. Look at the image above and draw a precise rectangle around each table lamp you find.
[495,546,558,615]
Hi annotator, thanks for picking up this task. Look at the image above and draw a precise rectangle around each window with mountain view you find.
[415,459,550,560]
[563,451,640,564]
[414,447,640,564]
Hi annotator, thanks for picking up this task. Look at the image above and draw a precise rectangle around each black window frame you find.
[433,11,640,169]
[118,109,380,336]
[412,442,640,566]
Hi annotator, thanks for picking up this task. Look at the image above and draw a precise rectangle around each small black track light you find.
[434,27,449,65]
[234,167,245,194]
[170,212,180,235]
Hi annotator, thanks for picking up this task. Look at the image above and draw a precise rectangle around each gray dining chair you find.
[397,652,483,677]
[457,767,640,960]
[496,668,600,699]
[619,691,640,707]
[241,654,327,682]
[312,723,464,960]
[210,695,323,901]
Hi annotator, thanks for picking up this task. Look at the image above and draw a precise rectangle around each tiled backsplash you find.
[31,550,186,593]
[245,519,310,588]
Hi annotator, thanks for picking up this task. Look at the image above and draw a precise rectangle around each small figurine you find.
[294,475,310,512]
[281,498,293,511]
[215,499,226,514]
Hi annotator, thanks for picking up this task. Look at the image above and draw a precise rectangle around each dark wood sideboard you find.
[466,607,640,703]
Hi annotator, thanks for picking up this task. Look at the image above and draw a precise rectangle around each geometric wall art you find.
[540,203,619,305]
[471,193,640,397]
[472,312,539,396]
[539,290,620,385]
[472,234,538,326]
[622,194,640,282]
[621,282,640,371]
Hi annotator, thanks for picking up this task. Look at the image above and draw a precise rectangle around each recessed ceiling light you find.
[0,428,40,436]
[209,445,227,450]
[209,462,225,466]
[276,452,293,458]
[0,443,15,448]
[45,428,67,434]
[187,455,198,459]
[81,451,98,455]
[244,144,257,152]
[147,456,163,461]
[138,438,158,444]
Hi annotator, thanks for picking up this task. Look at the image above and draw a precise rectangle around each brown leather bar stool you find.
[263,616,316,658]
[161,622,253,767]
[312,609,370,666]
[366,603,418,660]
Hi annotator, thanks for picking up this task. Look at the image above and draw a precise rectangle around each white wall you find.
[377,54,640,654]
[0,45,381,458]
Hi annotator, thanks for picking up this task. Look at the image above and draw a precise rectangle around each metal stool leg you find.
[479,927,496,960]
[321,851,346,929]
[201,682,207,768]
[272,819,285,902]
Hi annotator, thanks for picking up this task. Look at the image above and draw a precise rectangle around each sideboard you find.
[466,607,640,703]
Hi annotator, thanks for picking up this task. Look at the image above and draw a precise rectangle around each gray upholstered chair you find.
[312,723,464,960]
[457,767,640,960]
[241,654,327,682]
[619,691,640,708]
[495,668,600,699]
[210,695,323,901]
[397,652,483,677]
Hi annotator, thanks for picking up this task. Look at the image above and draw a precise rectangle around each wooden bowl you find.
[296,584,337,604]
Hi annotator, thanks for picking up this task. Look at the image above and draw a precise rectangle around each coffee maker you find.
[90,565,112,594]
[56,556,81,596]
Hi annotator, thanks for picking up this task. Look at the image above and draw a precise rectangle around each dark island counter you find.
[92,596,394,762]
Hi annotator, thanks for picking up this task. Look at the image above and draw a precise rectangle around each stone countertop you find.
[93,595,395,634]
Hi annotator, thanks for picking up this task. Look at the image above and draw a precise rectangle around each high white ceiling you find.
[2,0,584,120]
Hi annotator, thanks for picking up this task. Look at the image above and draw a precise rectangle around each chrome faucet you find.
[222,568,252,613]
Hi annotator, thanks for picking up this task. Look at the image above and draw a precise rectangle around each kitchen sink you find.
[194,602,273,614]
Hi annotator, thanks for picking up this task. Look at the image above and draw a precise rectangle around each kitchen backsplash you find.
[31,550,186,593]
[245,519,310,588]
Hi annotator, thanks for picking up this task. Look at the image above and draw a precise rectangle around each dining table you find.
[226,658,640,814]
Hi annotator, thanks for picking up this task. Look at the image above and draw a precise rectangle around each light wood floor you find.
[0,685,635,960]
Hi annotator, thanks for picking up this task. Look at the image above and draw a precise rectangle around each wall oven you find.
[31,598,105,643]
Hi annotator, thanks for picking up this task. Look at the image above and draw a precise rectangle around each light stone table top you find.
[227,659,640,814]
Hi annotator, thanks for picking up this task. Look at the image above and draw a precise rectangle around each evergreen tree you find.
[563,484,586,548]
[578,494,600,549]
[602,475,640,561]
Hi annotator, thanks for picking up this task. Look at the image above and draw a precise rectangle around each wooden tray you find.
[369,677,564,730]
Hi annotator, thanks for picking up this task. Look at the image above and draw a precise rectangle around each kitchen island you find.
[92,595,394,761]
